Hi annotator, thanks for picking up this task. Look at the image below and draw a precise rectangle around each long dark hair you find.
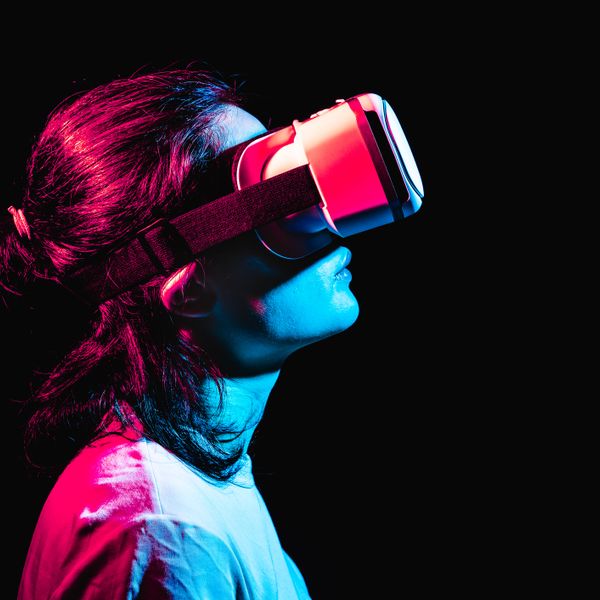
[1,70,246,481]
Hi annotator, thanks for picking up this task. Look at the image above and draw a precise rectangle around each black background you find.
[2,16,536,599]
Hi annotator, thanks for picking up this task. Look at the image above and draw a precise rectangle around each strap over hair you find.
[7,206,32,240]
[61,165,323,306]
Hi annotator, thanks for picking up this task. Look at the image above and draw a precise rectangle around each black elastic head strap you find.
[62,164,321,306]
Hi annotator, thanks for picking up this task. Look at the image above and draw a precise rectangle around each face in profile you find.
[162,105,360,375]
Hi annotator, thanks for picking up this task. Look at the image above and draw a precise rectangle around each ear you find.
[160,260,216,318]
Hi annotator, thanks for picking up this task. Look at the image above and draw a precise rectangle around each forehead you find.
[217,105,268,151]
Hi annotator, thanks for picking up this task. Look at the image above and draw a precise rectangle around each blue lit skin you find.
[161,105,359,442]
[202,233,358,374]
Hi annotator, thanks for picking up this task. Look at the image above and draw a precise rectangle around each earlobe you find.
[161,260,216,318]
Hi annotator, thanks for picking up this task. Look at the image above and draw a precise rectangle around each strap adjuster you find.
[135,218,194,275]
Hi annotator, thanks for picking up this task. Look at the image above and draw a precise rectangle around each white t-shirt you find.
[18,422,311,599]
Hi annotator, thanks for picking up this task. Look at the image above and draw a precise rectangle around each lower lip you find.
[334,268,352,282]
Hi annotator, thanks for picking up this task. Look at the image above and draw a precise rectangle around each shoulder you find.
[41,430,250,533]
[22,434,248,599]
[41,431,161,524]
[21,510,245,599]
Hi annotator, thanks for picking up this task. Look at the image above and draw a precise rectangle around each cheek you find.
[253,265,359,339]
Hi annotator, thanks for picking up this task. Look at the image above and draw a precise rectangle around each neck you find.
[201,370,280,453]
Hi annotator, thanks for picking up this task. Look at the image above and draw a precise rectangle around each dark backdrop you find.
[2,19,527,599]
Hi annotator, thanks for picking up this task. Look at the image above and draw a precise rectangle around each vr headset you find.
[65,93,424,305]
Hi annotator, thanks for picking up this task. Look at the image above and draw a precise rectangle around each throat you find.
[200,370,281,453]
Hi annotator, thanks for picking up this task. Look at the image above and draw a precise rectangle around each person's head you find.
[1,70,358,480]
[161,103,358,376]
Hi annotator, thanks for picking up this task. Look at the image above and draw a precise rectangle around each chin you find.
[332,287,360,327]
[335,303,360,335]
[338,296,360,328]
[308,296,360,343]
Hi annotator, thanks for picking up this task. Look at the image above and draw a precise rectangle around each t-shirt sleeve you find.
[131,516,245,599]
[19,515,245,600]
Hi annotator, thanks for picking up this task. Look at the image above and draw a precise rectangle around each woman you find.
[3,70,359,598]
